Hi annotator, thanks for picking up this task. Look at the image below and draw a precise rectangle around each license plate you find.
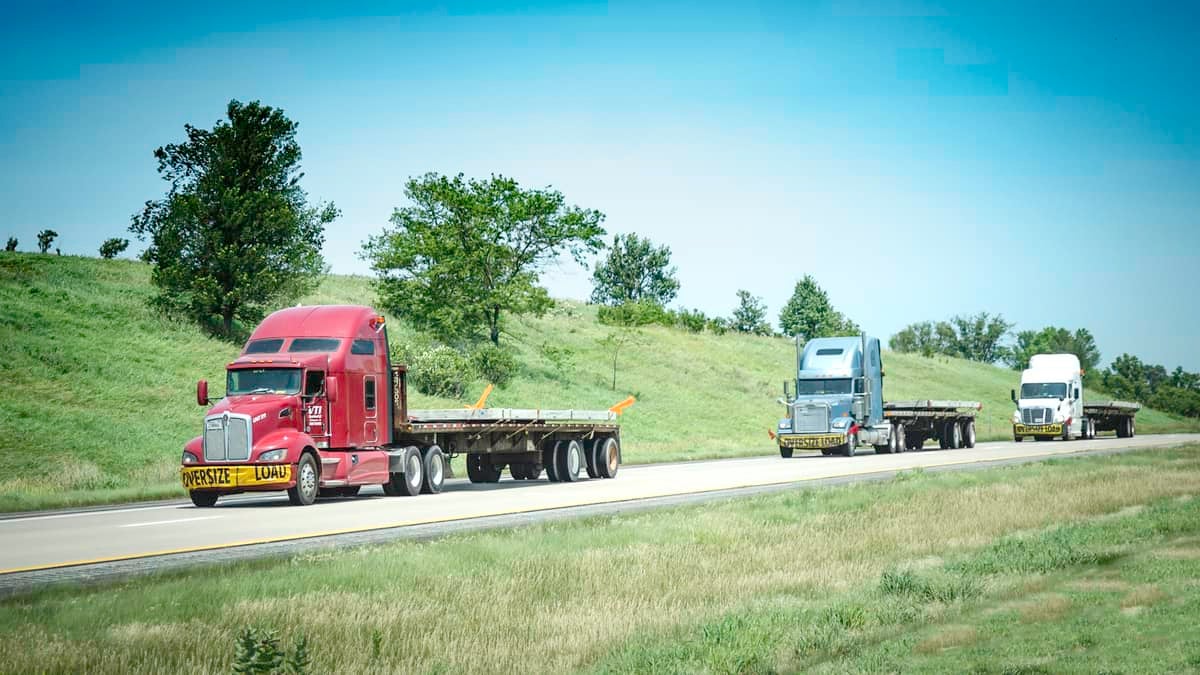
[1014,423,1063,435]
[180,465,293,490]
[779,434,845,449]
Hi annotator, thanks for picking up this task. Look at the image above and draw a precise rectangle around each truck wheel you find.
[1130,418,1136,438]
[1062,423,1072,442]
[466,453,484,483]
[510,462,527,480]
[421,446,445,494]
[556,440,583,482]
[583,440,600,478]
[1014,433,1023,443]
[527,462,544,480]
[287,453,319,506]
[543,442,561,482]
[597,437,620,478]
[779,445,794,458]
[1116,418,1130,438]
[962,421,976,448]
[393,446,423,496]
[190,491,219,508]
[894,424,906,453]
[945,422,961,450]
[844,433,857,457]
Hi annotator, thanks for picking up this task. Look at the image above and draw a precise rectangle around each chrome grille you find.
[1021,408,1054,425]
[793,404,830,433]
[203,413,253,461]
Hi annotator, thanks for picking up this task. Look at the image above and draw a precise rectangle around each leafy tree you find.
[36,229,57,253]
[731,289,771,335]
[590,233,679,306]
[889,321,956,357]
[950,312,1014,364]
[778,275,859,339]
[98,237,129,259]
[4,237,15,252]
[130,100,336,339]
[363,173,605,345]
[1006,326,1101,374]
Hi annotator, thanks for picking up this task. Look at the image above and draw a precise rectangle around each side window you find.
[351,339,375,355]
[305,371,325,397]
[364,377,377,411]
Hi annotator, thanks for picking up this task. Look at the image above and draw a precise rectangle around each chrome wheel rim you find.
[431,454,443,485]
[300,463,316,496]
[568,444,581,476]
[407,454,422,485]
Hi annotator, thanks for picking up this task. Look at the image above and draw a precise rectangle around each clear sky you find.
[2,1,1198,370]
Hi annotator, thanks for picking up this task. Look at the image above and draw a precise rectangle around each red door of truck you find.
[303,370,331,448]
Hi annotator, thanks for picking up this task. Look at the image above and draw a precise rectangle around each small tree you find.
[949,312,1013,364]
[99,238,129,259]
[363,173,605,345]
[731,290,772,335]
[598,328,645,390]
[130,100,337,339]
[4,237,16,252]
[36,229,57,254]
[590,233,679,306]
[778,275,859,339]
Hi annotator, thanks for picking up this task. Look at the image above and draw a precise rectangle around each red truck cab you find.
[181,305,406,507]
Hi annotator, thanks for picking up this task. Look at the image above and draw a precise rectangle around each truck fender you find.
[183,436,203,460]
[252,429,320,465]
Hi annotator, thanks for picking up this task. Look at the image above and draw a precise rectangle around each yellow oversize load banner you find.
[1014,423,1064,436]
[181,465,293,490]
[778,434,845,449]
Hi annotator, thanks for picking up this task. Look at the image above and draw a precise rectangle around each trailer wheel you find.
[583,440,600,478]
[556,440,583,482]
[1130,418,1136,438]
[421,446,446,494]
[962,421,976,448]
[190,491,219,507]
[528,462,544,480]
[945,422,961,450]
[542,442,560,482]
[1116,418,1130,438]
[596,437,620,478]
[509,462,526,480]
[287,453,320,505]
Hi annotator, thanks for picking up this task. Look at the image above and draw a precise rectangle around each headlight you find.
[778,419,792,430]
[1012,411,1021,424]
[258,448,287,462]
[832,417,849,428]
[182,451,198,464]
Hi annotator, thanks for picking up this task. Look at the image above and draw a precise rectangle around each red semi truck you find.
[181,305,630,507]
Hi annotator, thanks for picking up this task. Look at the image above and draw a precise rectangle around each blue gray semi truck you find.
[775,335,982,457]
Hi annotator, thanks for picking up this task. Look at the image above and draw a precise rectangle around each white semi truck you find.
[1010,353,1140,442]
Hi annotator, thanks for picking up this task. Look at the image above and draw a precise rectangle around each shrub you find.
[471,343,518,388]
[674,307,708,333]
[231,627,310,674]
[4,237,15,252]
[409,345,473,399]
[706,316,730,336]
[597,300,671,327]
[539,342,576,379]
[99,237,129,259]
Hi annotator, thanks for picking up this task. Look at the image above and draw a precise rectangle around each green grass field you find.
[1,252,1196,511]
[2,444,1199,673]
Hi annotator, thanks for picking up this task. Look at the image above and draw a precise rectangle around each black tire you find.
[527,462,544,480]
[557,439,583,482]
[597,437,620,478]
[963,420,976,448]
[938,425,949,449]
[821,448,833,456]
[466,453,484,483]
[421,446,445,494]
[843,432,857,457]
[779,445,794,459]
[190,491,219,507]
[388,446,423,496]
[945,422,961,450]
[584,440,600,478]
[287,453,319,506]
[543,442,561,482]
[1063,423,1072,442]
[1014,434,1024,443]
[894,424,906,453]
[510,462,527,480]
[1130,418,1136,438]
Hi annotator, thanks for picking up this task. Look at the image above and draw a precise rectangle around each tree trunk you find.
[489,307,501,345]
[222,306,235,338]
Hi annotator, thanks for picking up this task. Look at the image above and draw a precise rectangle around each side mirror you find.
[783,380,793,402]
[1010,389,1017,405]
[197,379,209,406]
[326,376,339,404]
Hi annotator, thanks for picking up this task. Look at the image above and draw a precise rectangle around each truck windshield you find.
[796,379,852,396]
[1021,382,1068,399]
[227,368,302,396]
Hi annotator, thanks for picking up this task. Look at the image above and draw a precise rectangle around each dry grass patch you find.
[1017,593,1071,622]
[915,624,978,654]
[1120,584,1166,610]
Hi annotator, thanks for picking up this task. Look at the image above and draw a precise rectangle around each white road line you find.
[120,516,222,528]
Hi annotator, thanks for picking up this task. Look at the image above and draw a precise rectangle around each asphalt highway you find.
[1,433,1196,591]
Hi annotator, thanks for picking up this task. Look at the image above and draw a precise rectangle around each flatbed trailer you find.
[883,400,983,451]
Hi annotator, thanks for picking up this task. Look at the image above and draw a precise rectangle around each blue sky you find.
[2,0,1198,370]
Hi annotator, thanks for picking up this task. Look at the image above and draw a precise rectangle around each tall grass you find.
[0,252,1195,511]
[0,445,1198,673]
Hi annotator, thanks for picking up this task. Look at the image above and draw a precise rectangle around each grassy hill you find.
[1,253,1196,511]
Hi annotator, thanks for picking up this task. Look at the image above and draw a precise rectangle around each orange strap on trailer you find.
[465,384,494,410]
[608,396,636,416]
